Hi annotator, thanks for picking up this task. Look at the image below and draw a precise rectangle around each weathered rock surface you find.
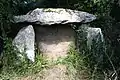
[76,24,104,63]
[87,27,104,62]
[87,27,104,50]
[14,8,96,25]
[13,25,35,62]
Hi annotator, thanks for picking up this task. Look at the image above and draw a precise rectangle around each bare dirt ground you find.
[39,64,69,80]
[15,64,69,80]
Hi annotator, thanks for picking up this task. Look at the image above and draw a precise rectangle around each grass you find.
[0,38,105,80]
[0,38,48,80]
[56,44,105,80]
[0,54,48,79]
[55,45,90,80]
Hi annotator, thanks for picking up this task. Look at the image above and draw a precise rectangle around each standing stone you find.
[87,27,104,50]
[76,24,104,63]
[87,27,104,63]
[13,25,35,62]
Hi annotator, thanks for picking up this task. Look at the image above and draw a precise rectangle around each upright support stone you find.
[13,25,35,62]
[87,26,104,63]
[75,24,104,64]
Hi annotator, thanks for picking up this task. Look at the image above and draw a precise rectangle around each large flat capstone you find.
[14,8,96,25]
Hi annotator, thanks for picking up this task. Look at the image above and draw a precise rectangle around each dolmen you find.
[13,8,98,62]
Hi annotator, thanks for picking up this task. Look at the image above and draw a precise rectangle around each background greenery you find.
[0,0,120,79]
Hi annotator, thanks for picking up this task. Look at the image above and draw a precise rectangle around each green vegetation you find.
[55,44,104,80]
[0,43,106,80]
[0,0,120,80]
[0,37,48,80]
[56,46,90,80]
